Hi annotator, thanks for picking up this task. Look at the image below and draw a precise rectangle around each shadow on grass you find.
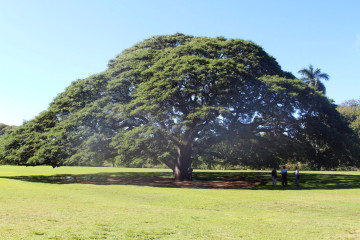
[1,171,360,190]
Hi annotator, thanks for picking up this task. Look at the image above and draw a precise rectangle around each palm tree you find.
[298,65,329,94]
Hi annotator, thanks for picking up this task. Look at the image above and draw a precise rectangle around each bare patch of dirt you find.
[61,176,261,189]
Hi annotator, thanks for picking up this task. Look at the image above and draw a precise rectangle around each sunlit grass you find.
[1,166,360,239]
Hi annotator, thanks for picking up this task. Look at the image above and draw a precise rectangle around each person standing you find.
[295,167,300,186]
[271,168,277,186]
[188,166,193,181]
[281,166,288,187]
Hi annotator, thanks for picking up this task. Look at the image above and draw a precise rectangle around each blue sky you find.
[1,0,359,126]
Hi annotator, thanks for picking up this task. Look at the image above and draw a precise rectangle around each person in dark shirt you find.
[281,166,288,187]
[188,166,193,181]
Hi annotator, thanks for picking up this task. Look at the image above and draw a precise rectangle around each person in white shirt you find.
[295,167,300,186]
[271,168,277,186]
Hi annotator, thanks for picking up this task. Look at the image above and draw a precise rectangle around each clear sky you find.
[1,0,359,126]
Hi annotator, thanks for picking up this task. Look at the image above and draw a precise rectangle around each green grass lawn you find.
[1,166,360,239]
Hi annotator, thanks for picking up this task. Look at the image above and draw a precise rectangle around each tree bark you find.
[173,144,193,181]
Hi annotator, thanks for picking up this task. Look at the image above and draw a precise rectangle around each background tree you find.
[337,99,360,138]
[298,64,329,94]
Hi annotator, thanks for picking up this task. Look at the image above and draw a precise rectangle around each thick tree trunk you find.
[173,144,192,181]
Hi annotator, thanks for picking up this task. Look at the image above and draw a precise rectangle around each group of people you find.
[271,166,300,187]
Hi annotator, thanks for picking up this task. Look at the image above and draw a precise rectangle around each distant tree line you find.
[0,34,359,179]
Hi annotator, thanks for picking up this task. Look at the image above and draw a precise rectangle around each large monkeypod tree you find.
[107,35,357,180]
[1,34,358,180]
[109,35,297,180]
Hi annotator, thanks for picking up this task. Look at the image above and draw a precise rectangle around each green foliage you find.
[0,34,358,175]
[337,99,360,137]
[0,111,59,166]
[0,123,16,136]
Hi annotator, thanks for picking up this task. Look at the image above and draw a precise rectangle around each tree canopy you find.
[0,123,15,136]
[1,34,358,179]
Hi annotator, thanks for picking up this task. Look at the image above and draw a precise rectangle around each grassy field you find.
[0,166,360,239]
